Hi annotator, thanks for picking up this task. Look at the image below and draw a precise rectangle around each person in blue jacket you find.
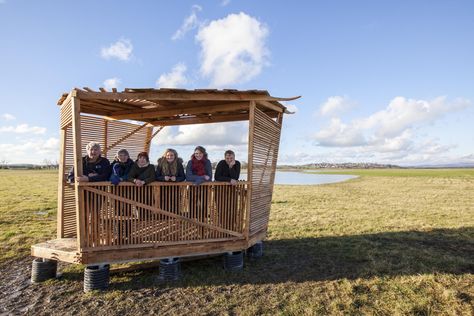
[186,146,212,224]
[67,141,111,183]
[110,148,134,185]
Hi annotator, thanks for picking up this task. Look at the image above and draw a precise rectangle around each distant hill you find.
[278,162,402,169]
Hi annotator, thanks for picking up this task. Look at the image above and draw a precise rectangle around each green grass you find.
[0,169,473,314]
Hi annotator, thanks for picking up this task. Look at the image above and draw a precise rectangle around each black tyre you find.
[247,241,264,258]
[159,258,181,281]
[31,258,57,283]
[84,264,110,292]
[223,251,244,271]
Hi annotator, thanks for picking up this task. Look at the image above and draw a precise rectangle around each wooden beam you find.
[257,100,284,113]
[245,100,256,240]
[71,96,85,251]
[75,89,301,103]
[145,126,164,147]
[109,101,250,120]
[147,112,250,126]
[57,128,67,238]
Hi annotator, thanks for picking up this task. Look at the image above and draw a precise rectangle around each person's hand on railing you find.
[230,179,238,185]
[204,175,210,181]
[133,179,145,187]
[77,175,89,182]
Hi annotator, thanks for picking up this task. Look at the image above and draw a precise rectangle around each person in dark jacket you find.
[156,148,185,212]
[156,148,185,182]
[128,152,155,186]
[186,146,212,230]
[67,141,111,183]
[214,150,240,184]
[214,150,242,231]
[110,148,134,185]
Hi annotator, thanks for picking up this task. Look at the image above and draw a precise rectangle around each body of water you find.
[240,171,357,185]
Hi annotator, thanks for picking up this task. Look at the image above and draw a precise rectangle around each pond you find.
[240,171,358,185]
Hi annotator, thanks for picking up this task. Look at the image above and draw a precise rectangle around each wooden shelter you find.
[31,88,298,266]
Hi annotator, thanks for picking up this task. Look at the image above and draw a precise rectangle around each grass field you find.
[0,169,473,315]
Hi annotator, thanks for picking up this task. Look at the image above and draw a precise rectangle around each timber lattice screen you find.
[79,182,247,249]
[249,107,281,235]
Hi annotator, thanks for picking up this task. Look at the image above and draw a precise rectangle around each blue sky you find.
[0,0,473,166]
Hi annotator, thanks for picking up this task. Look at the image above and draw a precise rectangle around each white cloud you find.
[285,104,298,113]
[156,63,188,88]
[319,96,354,116]
[101,38,133,61]
[221,0,231,6]
[0,137,59,164]
[0,123,46,134]
[1,113,15,121]
[172,5,203,40]
[196,12,269,87]
[103,77,121,90]
[154,122,248,146]
[315,96,471,148]
[310,96,472,165]
[357,96,470,138]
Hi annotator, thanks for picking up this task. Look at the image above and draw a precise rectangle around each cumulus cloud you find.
[0,137,59,164]
[103,77,121,90]
[172,5,203,40]
[156,63,188,88]
[0,123,46,134]
[154,122,248,146]
[101,38,133,61]
[196,12,269,87]
[315,96,471,148]
[1,113,15,121]
[319,96,354,116]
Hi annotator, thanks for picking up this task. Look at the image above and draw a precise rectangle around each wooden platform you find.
[31,238,80,264]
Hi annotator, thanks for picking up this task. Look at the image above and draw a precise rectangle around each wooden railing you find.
[77,181,248,250]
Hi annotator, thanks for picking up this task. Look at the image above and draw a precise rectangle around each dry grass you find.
[0,169,473,315]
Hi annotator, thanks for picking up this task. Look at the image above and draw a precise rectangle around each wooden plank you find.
[31,238,81,263]
[257,100,284,113]
[245,101,256,240]
[109,101,250,120]
[75,89,300,103]
[81,238,248,265]
[71,96,85,251]
[57,128,67,238]
[147,112,250,126]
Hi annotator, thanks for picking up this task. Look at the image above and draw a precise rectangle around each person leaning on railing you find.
[110,148,134,185]
[186,146,212,227]
[214,150,241,231]
[156,148,185,212]
[155,148,185,182]
[67,141,111,183]
[127,152,155,187]
[214,150,240,184]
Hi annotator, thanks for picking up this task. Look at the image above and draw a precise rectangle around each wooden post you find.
[244,101,256,240]
[270,113,284,187]
[56,127,67,238]
[144,126,153,153]
[103,119,108,158]
[71,96,85,251]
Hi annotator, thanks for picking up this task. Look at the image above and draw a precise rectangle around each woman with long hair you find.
[156,148,185,212]
[185,146,212,235]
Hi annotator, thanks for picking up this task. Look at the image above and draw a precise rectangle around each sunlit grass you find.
[0,169,473,314]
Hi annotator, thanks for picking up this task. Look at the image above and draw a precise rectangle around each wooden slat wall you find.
[78,182,247,249]
[249,107,282,235]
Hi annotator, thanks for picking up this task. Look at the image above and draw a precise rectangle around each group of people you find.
[67,142,241,186]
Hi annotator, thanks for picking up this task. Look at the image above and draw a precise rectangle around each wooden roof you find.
[58,88,299,126]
